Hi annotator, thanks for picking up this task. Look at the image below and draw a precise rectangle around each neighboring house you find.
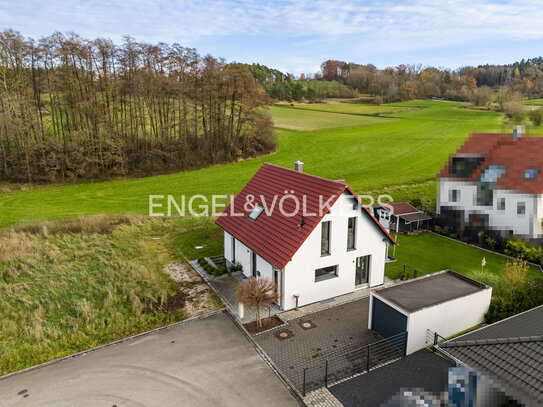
[215,162,397,311]
[437,129,543,239]
[439,305,543,406]
[373,202,431,233]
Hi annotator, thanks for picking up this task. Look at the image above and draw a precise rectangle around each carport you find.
[369,270,492,354]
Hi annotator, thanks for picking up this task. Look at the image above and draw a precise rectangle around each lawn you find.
[290,100,417,116]
[0,101,505,228]
[523,98,543,106]
[385,232,542,285]
[268,105,394,130]
[0,216,222,374]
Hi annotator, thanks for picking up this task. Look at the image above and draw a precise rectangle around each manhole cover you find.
[275,329,294,341]
[298,320,316,330]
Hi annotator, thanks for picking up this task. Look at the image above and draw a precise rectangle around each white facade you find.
[369,284,492,355]
[437,178,543,239]
[223,191,389,310]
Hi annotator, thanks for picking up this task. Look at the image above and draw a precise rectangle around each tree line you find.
[0,30,275,183]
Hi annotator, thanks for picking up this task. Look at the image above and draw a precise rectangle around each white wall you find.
[438,178,543,238]
[405,287,492,355]
[281,192,388,310]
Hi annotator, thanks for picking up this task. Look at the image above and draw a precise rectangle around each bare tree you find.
[236,277,278,329]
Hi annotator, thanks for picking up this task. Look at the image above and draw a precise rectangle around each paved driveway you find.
[255,297,383,392]
[0,312,299,407]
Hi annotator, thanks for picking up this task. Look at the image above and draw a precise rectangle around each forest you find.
[0,30,275,183]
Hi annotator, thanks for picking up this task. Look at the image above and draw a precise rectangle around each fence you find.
[426,329,448,351]
[386,263,429,280]
[301,331,407,396]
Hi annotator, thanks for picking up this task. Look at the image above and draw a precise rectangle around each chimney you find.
[294,160,304,173]
[513,125,523,141]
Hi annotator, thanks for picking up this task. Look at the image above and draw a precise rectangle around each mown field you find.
[0,216,222,374]
[0,100,505,227]
[385,232,541,282]
[523,98,543,106]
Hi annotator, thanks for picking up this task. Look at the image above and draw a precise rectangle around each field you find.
[288,100,416,115]
[523,98,543,106]
[0,216,222,374]
[385,232,542,283]
[0,100,504,227]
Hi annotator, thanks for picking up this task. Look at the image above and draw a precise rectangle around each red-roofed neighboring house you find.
[215,161,396,310]
[437,128,543,239]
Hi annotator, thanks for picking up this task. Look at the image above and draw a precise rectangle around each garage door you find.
[372,297,407,339]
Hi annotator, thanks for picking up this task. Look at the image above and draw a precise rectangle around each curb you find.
[0,309,225,381]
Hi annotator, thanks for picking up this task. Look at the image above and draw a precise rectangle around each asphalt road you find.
[0,311,299,407]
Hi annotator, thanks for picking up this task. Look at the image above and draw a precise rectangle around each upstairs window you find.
[347,217,356,250]
[449,189,460,202]
[517,202,526,215]
[248,205,264,222]
[524,168,540,181]
[321,221,330,256]
[497,198,505,211]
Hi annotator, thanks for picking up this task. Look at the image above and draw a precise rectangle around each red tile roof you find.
[439,133,543,194]
[215,163,396,270]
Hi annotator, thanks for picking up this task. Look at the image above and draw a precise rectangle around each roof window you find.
[248,204,265,222]
[479,165,507,183]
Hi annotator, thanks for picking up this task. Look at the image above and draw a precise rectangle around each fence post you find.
[366,344,371,372]
[433,332,439,352]
[303,367,307,397]
[325,359,329,388]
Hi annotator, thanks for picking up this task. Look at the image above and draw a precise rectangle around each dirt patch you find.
[163,262,221,317]
[243,315,283,334]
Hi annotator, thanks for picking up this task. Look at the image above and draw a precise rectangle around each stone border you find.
[0,309,225,381]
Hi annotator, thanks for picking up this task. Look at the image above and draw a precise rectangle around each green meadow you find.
[0,100,504,228]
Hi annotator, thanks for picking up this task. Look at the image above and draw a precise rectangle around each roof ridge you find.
[443,335,543,348]
[262,162,346,186]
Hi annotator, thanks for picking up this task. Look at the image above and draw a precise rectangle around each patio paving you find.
[254,296,383,392]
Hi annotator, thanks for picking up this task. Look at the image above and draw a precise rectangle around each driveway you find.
[0,311,299,407]
[254,297,383,392]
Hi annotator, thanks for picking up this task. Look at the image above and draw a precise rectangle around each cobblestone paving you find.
[254,297,383,392]
[304,387,344,407]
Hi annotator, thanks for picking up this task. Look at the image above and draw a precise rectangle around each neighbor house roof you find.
[375,202,420,216]
[439,133,543,194]
[440,305,543,405]
[215,163,396,270]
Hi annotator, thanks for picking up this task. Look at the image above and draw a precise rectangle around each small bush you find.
[528,108,543,126]
[504,238,543,264]
[198,258,207,266]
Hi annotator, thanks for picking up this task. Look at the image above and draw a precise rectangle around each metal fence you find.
[386,263,429,280]
[301,331,407,396]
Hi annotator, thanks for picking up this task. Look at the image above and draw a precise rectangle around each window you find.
[449,189,460,202]
[248,204,264,221]
[497,198,505,211]
[321,221,330,255]
[517,202,526,215]
[355,255,370,285]
[347,217,356,250]
[476,183,494,206]
[315,265,337,282]
[524,168,540,181]
[231,236,236,262]
[479,165,507,183]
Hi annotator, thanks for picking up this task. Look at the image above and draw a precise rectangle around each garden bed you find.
[243,315,283,334]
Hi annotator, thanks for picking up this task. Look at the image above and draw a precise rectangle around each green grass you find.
[385,232,541,284]
[175,223,225,259]
[290,100,414,116]
[268,105,394,130]
[0,216,222,374]
[523,98,543,106]
[0,100,505,228]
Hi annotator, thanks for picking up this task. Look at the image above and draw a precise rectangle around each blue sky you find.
[2,0,543,76]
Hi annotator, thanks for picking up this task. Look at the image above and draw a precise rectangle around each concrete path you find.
[0,312,299,407]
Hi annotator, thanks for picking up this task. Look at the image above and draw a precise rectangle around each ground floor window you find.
[355,255,370,285]
[315,265,337,282]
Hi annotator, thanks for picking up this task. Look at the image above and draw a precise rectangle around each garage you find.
[369,270,492,355]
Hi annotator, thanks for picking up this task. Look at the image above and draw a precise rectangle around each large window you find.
[355,255,370,285]
[347,217,356,250]
[517,202,526,215]
[321,221,330,255]
[497,198,505,211]
[315,265,337,282]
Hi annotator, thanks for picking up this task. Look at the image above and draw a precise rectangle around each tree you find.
[236,277,278,329]
[471,85,493,106]
[529,108,543,126]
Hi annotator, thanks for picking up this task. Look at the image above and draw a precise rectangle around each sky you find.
[2,0,543,76]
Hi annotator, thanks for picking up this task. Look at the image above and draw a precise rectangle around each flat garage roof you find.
[374,270,488,313]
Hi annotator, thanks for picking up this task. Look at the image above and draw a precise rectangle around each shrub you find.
[203,264,213,273]
[198,258,206,266]
[528,108,543,126]
[230,262,243,272]
[504,239,543,264]
[485,279,543,323]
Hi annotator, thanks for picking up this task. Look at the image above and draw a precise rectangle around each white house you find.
[437,130,543,239]
[215,162,397,311]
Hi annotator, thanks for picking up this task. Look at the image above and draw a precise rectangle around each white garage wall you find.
[282,192,388,310]
[405,287,492,355]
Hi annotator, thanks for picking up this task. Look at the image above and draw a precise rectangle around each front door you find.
[355,255,370,286]
[251,251,257,277]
